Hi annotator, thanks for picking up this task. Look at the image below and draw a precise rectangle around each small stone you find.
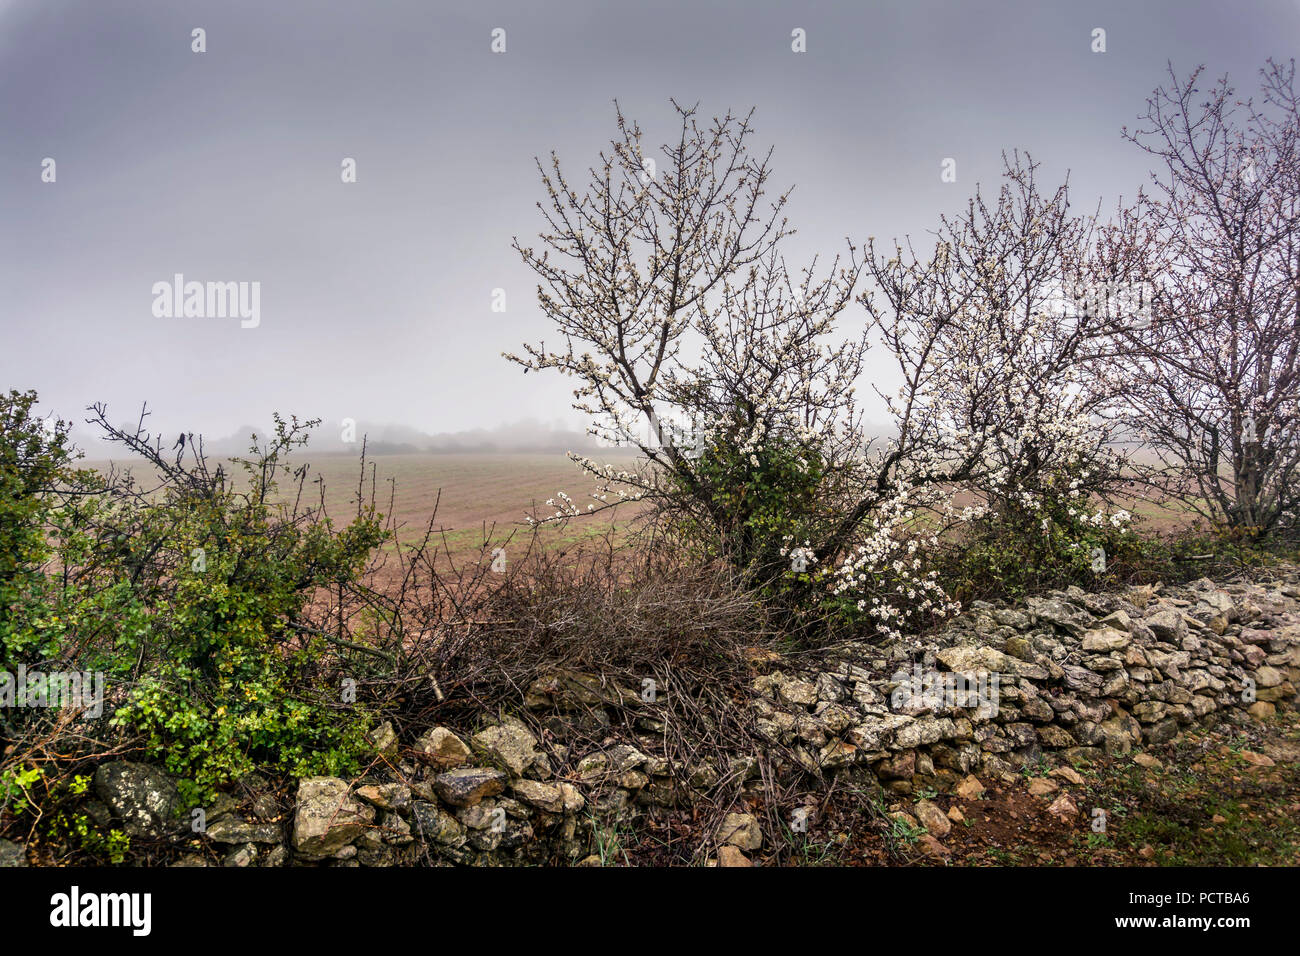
[527,668,637,710]
[717,813,762,851]
[1082,627,1130,652]
[616,770,649,790]
[1145,608,1186,642]
[642,756,671,776]
[1239,751,1275,768]
[1247,700,1276,720]
[576,753,611,781]
[877,750,917,781]
[251,793,279,821]
[471,719,539,777]
[1047,792,1079,822]
[205,817,283,844]
[955,774,986,800]
[431,768,507,807]
[914,799,951,838]
[1132,753,1162,770]
[355,783,412,812]
[1028,777,1060,797]
[292,777,374,860]
[93,761,182,839]
[456,803,501,831]
[936,646,1012,673]
[412,727,471,768]
[222,843,257,867]
[510,779,564,813]
[1004,636,1033,661]
[606,744,649,772]
[558,783,586,814]
[1252,666,1284,688]
[716,845,753,867]
[380,811,414,846]
[0,840,28,867]
[917,834,951,859]
[818,740,858,769]
[1050,766,1085,785]
[411,801,466,846]
[777,680,819,707]
[1099,610,1131,631]
[368,720,399,757]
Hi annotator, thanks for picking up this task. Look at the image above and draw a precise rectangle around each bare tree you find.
[1118,59,1300,538]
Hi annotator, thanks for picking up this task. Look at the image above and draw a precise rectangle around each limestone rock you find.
[917,834,951,859]
[412,801,466,846]
[510,779,565,813]
[717,812,762,851]
[1247,701,1276,720]
[1145,608,1187,642]
[1253,666,1284,688]
[1027,597,1094,636]
[1046,792,1079,822]
[292,777,374,859]
[716,845,753,867]
[955,774,986,800]
[412,727,472,768]
[1050,766,1085,785]
[93,761,182,839]
[355,783,412,812]
[914,799,951,838]
[1240,751,1275,768]
[526,668,637,710]
[776,678,819,707]
[206,817,283,844]
[223,843,258,867]
[472,718,539,777]
[605,743,649,772]
[936,646,1010,673]
[0,839,28,867]
[367,720,399,758]
[431,768,507,806]
[1082,627,1130,652]
[1028,777,1060,797]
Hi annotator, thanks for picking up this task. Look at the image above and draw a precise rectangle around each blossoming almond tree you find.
[858,154,1139,589]
[509,108,1145,637]
[509,102,967,635]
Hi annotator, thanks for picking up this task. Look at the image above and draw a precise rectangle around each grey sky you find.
[2,0,1295,444]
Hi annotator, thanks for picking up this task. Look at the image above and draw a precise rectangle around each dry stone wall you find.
[60,570,1300,867]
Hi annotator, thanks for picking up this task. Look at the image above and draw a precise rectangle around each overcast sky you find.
[1,0,1296,443]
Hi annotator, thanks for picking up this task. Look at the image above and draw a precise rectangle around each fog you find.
[1,0,1293,448]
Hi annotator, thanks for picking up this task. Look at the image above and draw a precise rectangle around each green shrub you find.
[2,398,390,816]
